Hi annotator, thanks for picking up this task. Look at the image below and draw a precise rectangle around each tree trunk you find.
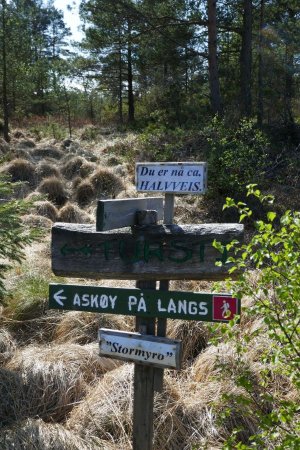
[118,35,123,125]
[257,0,264,127]
[1,0,9,141]
[284,44,294,127]
[240,0,252,117]
[127,20,135,123]
[283,8,296,129]
[64,86,72,138]
[207,0,222,115]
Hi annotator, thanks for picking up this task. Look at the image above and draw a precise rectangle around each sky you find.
[53,0,83,42]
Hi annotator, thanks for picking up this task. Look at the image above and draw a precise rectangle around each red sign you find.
[213,295,239,321]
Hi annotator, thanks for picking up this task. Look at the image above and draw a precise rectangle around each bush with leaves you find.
[0,175,39,300]
[213,185,300,449]
[206,118,269,197]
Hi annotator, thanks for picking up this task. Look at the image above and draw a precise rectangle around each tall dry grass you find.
[0,328,16,364]
[168,320,209,364]
[38,176,69,206]
[1,343,118,425]
[67,364,134,448]
[32,200,58,221]
[66,363,239,449]
[0,418,94,450]
[53,312,132,345]
[89,168,124,198]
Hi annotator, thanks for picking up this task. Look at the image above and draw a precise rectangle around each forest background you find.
[0,0,299,138]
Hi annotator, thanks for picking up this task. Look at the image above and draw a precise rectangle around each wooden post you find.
[154,193,175,392]
[164,193,175,225]
[133,210,157,450]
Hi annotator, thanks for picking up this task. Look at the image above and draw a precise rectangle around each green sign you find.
[49,284,240,323]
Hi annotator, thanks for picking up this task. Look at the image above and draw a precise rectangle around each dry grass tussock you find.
[112,163,128,178]
[16,138,36,149]
[178,378,259,448]
[153,377,223,450]
[1,343,116,424]
[53,311,131,345]
[35,161,61,182]
[32,200,58,221]
[72,175,83,189]
[191,342,239,383]
[2,311,62,346]
[61,156,85,179]
[190,339,271,385]
[187,343,272,443]
[67,364,133,448]
[12,129,26,139]
[58,202,93,223]
[114,181,137,199]
[80,160,97,177]
[89,168,124,198]
[0,137,10,155]
[31,145,64,161]
[175,196,210,224]
[168,320,209,364]
[38,176,68,206]
[22,213,52,228]
[0,328,17,364]
[67,364,229,449]
[3,158,36,186]
[0,418,95,450]
[12,181,32,199]
[75,180,95,206]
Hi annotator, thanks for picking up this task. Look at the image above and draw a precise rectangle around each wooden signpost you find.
[50,161,243,450]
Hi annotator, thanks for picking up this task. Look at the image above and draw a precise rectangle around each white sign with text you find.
[99,328,182,369]
[136,162,207,194]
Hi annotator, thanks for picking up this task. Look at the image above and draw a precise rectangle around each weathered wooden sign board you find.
[99,328,182,369]
[96,197,164,231]
[51,223,243,280]
[49,283,240,323]
[136,162,208,194]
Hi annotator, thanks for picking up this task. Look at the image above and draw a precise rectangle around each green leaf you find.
[267,211,277,222]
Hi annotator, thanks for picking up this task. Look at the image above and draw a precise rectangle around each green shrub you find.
[80,124,99,141]
[213,185,300,449]
[3,273,48,320]
[0,176,39,300]
[29,121,67,141]
[206,118,269,197]
[137,126,188,162]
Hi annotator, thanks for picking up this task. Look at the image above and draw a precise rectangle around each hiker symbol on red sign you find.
[213,296,238,321]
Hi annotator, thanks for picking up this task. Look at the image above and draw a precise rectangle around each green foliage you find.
[206,118,269,197]
[29,120,67,141]
[213,185,300,448]
[0,175,39,300]
[137,125,193,162]
[3,272,49,320]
